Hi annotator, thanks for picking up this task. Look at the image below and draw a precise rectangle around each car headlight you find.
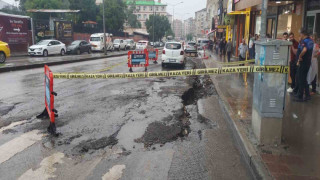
[37,48,43,51]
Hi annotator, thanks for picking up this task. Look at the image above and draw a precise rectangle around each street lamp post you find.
[153,1,155,45]
[103,0,107,55]
[260,0,268,40]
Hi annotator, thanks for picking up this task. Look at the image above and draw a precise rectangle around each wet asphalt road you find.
[0,55,253,180]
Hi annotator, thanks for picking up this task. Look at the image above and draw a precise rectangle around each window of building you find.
[143,6,146,11]
[137,6,140,11]
[150,6,153,11]
[144,14,147,19]
[162,7,165,11]
[156,7,159,11]
[138,14,141,19]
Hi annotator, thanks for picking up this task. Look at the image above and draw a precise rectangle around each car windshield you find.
[114,39,120,43]
[71,41,81,45]
[188,43,196,46]
[90,37,101,41]
[166,43,181,49]
[36,40,50,45]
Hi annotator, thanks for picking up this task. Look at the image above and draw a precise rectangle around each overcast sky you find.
[161,0,207,20]
[2,0,207,20]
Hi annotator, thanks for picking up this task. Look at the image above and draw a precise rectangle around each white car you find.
[161,42,186,67]
[136,41,149,50]
[113,39,128,51]
[125,39,136,50]
[28,40,66,57]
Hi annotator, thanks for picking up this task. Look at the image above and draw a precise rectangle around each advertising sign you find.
[128,49,149,68]
[54,21,73,42]
[35,20,53,42]
[0,15,29,44]
[44,65,55,124]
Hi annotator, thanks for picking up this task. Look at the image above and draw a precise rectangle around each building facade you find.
[173,19,183,40]
[126,0,167,29]
[184,17,195,39]
[195,8,208,38]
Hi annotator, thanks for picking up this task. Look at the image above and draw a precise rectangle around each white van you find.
[89,33,114,52]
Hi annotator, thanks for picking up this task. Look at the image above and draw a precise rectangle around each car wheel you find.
[43,50,48,57]
[61,49,65,56]
[88,48,92,54]
[77,49,81,55]
[0,52,6,63]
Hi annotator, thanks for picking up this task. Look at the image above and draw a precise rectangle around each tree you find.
[96,0,127,32]
[145,15,172,42]
[126,0,141,28]
[0,6,25,15]
[186,33,193,41]
[69,0,98,24]
[24,0,70,10]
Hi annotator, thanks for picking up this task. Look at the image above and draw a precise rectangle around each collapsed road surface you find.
[0,55,253,180]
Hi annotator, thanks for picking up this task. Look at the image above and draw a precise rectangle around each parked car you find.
[0,41,10,63]
[67,40,92,55]
[197,38,210,49]
[161,42,186,68]
[89,33,114,52]
[125,39,136,50]
[113,39,128,51]
[185,42,198,54]
[136,41,149,50]
[28,40,66,57]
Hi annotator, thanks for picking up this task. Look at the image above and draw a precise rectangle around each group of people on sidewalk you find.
[287,29,320,102]
[213,34,259,62]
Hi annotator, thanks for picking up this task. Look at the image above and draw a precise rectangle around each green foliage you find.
[24,0,70,10]
[96,0,127,31]
[186,33,193,41]
[126,0,141,28]
[146,14,172,41]
[0,6,26,15]
[69,0,98,23]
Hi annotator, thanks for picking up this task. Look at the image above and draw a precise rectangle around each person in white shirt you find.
[238,39,248,61]
[249,34,254,59]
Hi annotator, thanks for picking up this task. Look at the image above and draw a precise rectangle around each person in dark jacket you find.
[219,38,226,59]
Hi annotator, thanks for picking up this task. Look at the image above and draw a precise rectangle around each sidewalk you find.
[0,51,128,73]
[203,51,320,180]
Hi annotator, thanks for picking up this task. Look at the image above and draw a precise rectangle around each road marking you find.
[18,152,64,180]
[101,164,126,180]
[0,120,28,134]
[0,130,42,164]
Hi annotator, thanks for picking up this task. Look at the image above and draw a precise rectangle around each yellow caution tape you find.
[220,59,255,65]
[53,65,289,79]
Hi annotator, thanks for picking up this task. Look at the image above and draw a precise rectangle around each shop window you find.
[306,16,315,35]
[255,16,261,35]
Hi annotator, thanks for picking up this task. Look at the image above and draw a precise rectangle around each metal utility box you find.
[253,39,292,118]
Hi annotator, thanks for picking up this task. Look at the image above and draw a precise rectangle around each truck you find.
[89,33,114,52]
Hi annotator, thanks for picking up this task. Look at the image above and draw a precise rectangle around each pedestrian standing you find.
[215,39,219,54]
[226,38,232,62]
[283,32,289,41]
[249,34,254,59]
[219,38,226,58]
[287,32,299,93]
[238,39,248,61]
[308,33,320,95]
[294,29,314,102]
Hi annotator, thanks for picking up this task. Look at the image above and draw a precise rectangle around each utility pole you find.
[103,0,107,55]
[153,0,155,45]
[260,0,268,40]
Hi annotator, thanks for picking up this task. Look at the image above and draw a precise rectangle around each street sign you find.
[128,49,149,72]
[148,49,159,61]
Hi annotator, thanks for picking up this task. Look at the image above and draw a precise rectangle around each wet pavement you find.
[0,54,252,179]
[205,51,320,180]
